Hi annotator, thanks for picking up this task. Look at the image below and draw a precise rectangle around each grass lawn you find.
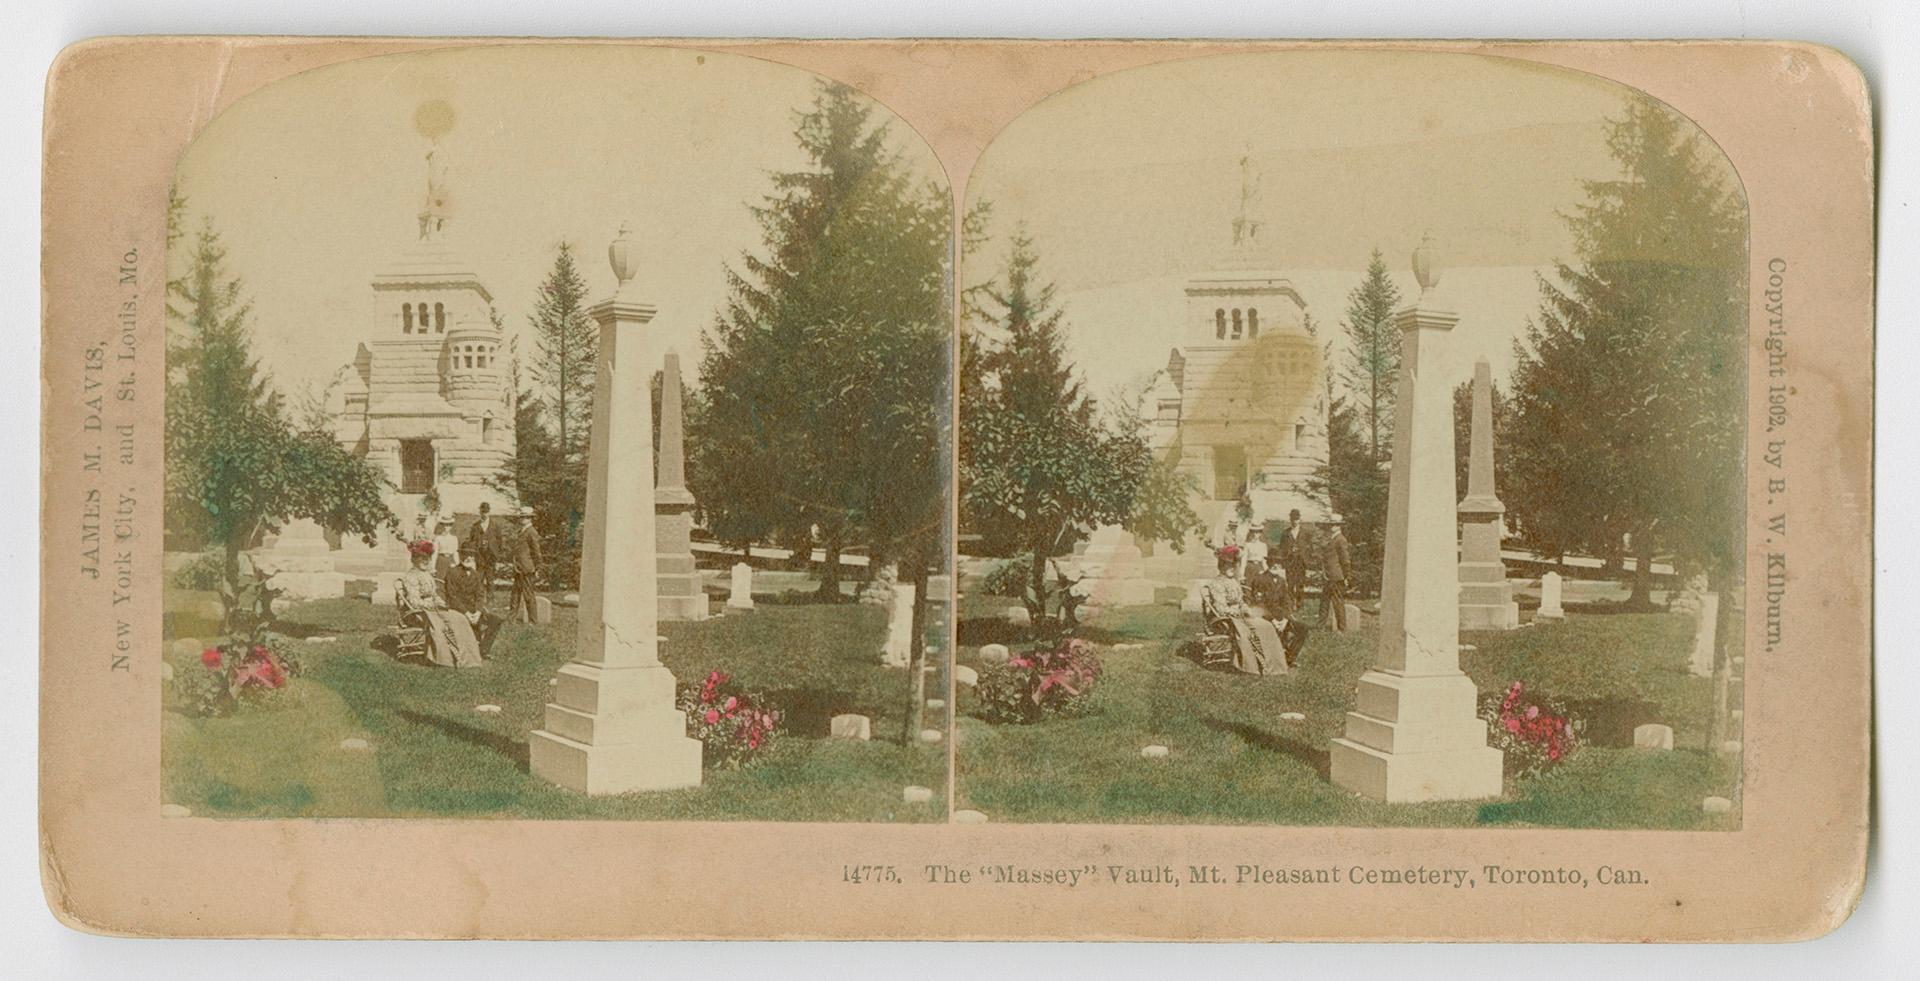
[953,594,1739,829]
[162,582,946,822]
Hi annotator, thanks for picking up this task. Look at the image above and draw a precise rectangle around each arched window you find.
[416,303,429,330]
[1247,308,1259,337]
[1231,309,1243,340]
[1215,309,1226,339]
[402,304,414,333]
[434,303,446,332]
[481,413,495,445]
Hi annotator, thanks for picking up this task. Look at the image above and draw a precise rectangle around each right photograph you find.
[955,49,1748,827]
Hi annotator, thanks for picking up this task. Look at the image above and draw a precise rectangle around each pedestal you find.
[1328,243,1502,803]
[1329,672,1504,802]
[529,231,703,796]
[1076,524,1159,608]
[528,663,701,794]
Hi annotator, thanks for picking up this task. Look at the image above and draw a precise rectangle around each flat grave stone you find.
[830,714,872,741]
[953,665,979,688]
[1633,724,1674,750]
[902,786,934,804]
[979,643,1011,666]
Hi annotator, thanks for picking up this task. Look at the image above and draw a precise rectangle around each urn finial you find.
[1411,231,1440,291]
[609,222,637,286]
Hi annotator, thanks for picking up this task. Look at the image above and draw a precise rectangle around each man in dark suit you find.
[465,502,507,600]
[1275,508,1309,609]
[508,507,544,624]
[1319,518,1353,632]
[445,552,502,656]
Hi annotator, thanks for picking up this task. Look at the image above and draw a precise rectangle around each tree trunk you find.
[1027,547,1050,622]
[902,547,931,744]
[817,530,843,601]
[1626,530,1655,609]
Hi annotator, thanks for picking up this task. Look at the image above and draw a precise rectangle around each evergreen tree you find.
[1340,248,1402,461]
[529,243,597,468]
[695,81,951,600]
[960,229,1195,621]
[164,214,394,589]
[1507,96,1745,604]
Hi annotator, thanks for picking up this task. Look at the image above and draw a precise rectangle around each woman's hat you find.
[1214,544,1241,562]
[408,539,436,558]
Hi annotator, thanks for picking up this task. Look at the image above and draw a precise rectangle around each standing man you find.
[1318,518,1353,632]
[465,502,505,601]
[1277,509,1309,609]
[508,506,544,624]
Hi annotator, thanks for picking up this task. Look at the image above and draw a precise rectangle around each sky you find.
[170,44,948,403]
[962,48,1743,400]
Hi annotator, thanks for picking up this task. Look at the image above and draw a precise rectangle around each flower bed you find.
[971,636,1103,724]
[1480,680,1585,777]
[678,670,782,769]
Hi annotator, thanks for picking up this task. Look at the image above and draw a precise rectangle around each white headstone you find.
[1702,796,1733,814]
[1140,745,1169,759]
[902,786,934,804]
[1181,579,1207,613]
[1005,606,1031,627]
[979,643,1011,666]
[534,594,553,624]
[953,809,990,824]
[953,665,979,688]
[1633,724,1674,750]
[925,698,946,710]
[159,804,191,818]
[727,562,755,610]
[1280,711,1306,721]
[830,714,871,741]
[919,729,944,744]
[340,737,371,751]
[881,583,917,667]
[1537,572,1566,620]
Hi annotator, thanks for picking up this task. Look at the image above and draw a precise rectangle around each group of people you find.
[395,502,546,669]
[1199,509,1354,676]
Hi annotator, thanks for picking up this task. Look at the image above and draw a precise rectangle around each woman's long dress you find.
[1201,575,1286,676]
[396,569,482,668]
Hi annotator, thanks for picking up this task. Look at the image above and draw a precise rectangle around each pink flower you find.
[1504,718,1521,733]
[1525,705,1540,720]
[201,647,222,669]
[724,696,738,712]
[703,709,720,725]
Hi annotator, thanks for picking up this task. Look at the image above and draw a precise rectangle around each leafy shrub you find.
[1480,680,1585,777]
[170,551,225,591]
[979,560,1030,598]
[678,670,781,769]
[172,637,304,717]
[971,637,1103,724]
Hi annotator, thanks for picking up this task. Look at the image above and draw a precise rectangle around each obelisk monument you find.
[1329,235,1503,803]
[529,223,703,794]
[1457,357,1520,630]
[655,349,708,621]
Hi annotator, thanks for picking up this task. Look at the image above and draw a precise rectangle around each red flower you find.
[703,709,720,725]
[201,647,222,669]
[1504,718,1521,733]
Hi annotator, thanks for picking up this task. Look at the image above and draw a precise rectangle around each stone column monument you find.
[529,223,703,795]
[1457,357,1519,630]
[655,349,708,622]
[1330,236,1503,803]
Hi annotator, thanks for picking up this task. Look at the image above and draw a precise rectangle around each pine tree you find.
[696,80,951,600]
[528,243,597,468]
[1507,95,1745,604]
[1340,248,1402,461]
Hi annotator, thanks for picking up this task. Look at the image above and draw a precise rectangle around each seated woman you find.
[396,540,482,668]
[1201,544,1288,676]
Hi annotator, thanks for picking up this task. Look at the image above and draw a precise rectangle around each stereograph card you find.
[38,37,1872,940]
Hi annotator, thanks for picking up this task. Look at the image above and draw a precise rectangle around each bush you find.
[170,551,225,591]
[677,670,781,769]
[1480,680,1586,777]
[170,637,304,717]
[971,637,1103,724]
[979,559,1030,599]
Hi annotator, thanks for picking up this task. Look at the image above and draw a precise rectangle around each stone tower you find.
[329,128,516,545]
[1143,148,1330,584]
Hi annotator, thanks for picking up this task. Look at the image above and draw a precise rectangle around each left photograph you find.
[160,46,954,821]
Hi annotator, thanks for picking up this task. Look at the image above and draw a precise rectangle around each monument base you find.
[529,662,703,795]
[656,552,708,621]
[1330,671,1504,803]
[1459,601,1520,630]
